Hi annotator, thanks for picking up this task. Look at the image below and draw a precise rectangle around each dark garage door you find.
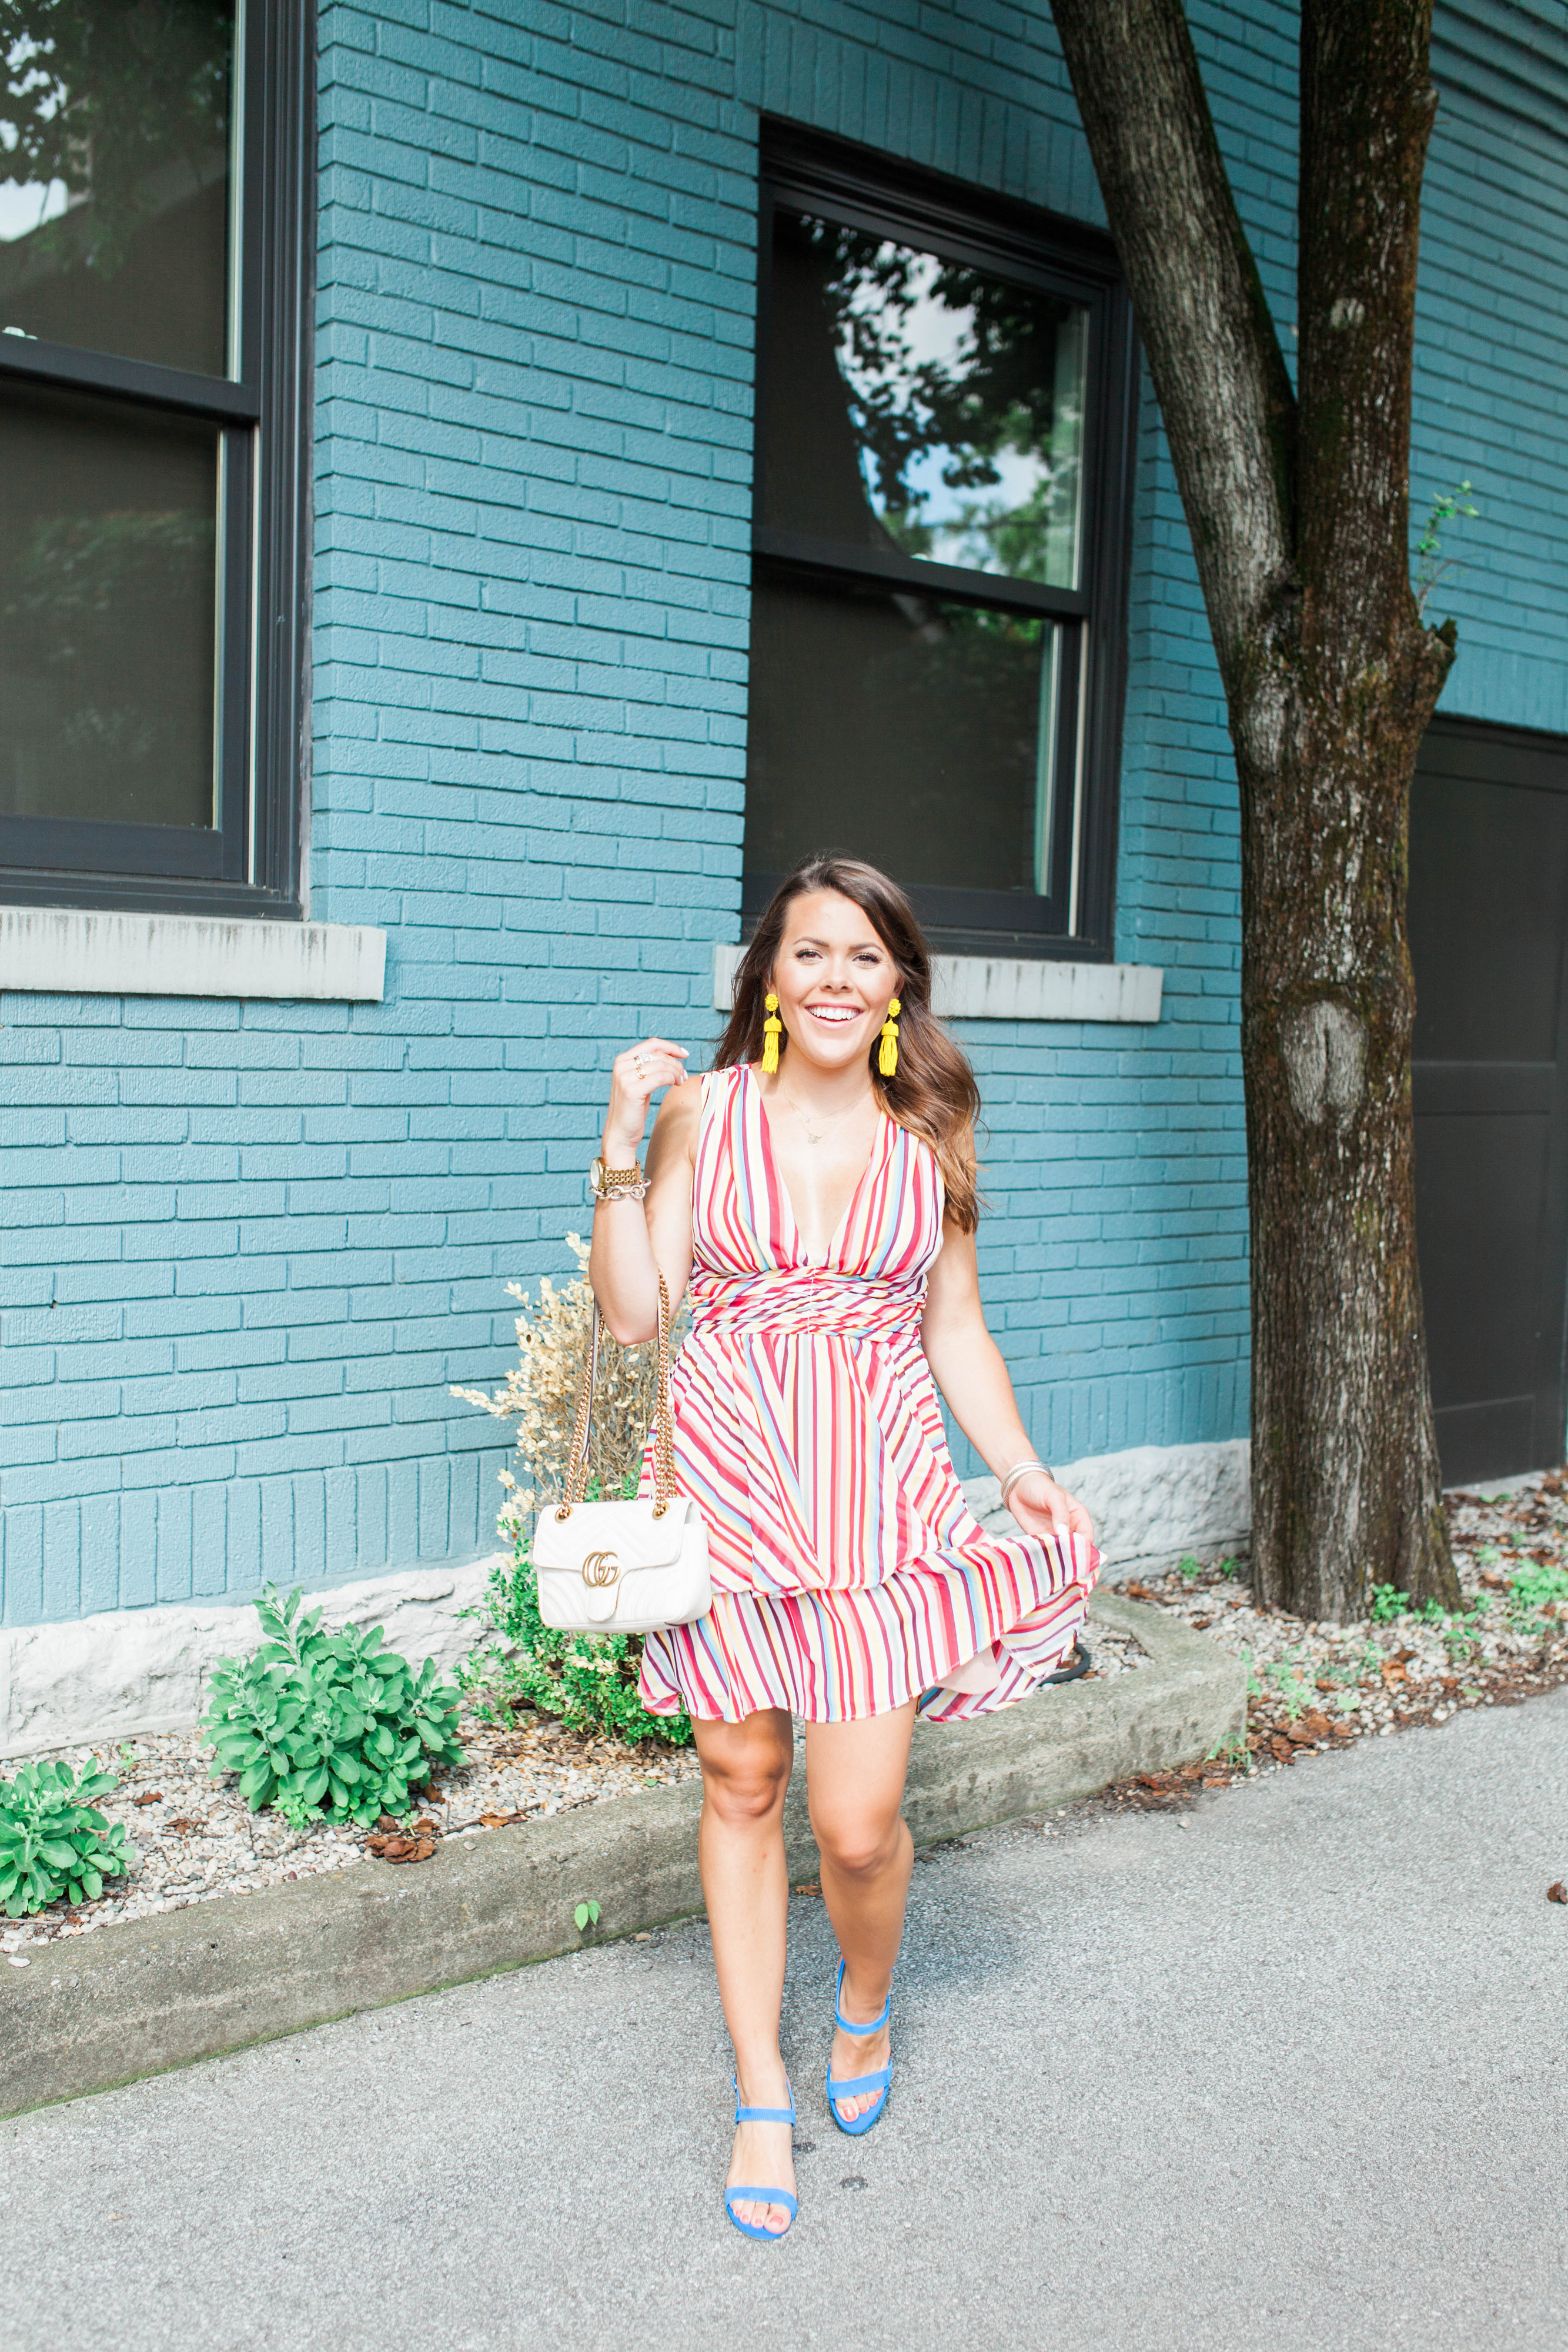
[1410,716,1568,1486]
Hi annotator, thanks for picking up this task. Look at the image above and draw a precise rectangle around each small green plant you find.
[0,1760,136,1918]
[464,1529,693,1750]
[574,1898,601,1933]
[1443,1607,1486,1664]
[1176,1556,1204,1585]
[1507,1559,1568,1618]
[1376,1588,1448,1628]
[1266,1647,1315,1722]
[1204,1731,1248,1768]
[203,1586,466,1828]
[1414,477,1479,613]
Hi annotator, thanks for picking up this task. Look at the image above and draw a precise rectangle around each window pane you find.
[743,571,1061,896]
[760,208,1087,589]
[0,0,236,375]
[0,382,220,826]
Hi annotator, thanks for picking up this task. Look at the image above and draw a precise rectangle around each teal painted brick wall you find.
[2,0,1559,1623]
[1422,1,1568,731]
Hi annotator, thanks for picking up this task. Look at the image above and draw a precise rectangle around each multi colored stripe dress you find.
[637,1064,1099,1726]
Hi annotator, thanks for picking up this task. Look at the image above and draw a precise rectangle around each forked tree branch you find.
[1048,0,1298,694]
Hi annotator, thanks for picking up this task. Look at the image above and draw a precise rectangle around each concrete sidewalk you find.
[2,1692,1565,2352]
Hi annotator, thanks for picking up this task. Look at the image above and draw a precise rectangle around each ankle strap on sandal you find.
[834,1957,891,2036]
[733,2073,795,2126]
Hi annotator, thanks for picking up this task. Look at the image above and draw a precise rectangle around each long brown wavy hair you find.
[713,856,983,1231]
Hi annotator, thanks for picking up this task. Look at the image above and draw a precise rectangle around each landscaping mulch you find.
[17,1482,1516,1962]
[2,1612,1149,1961]
[1099,1468,1568,1813]
[1,1705,698,1962]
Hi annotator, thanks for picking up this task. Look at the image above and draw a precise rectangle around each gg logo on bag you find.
[581,1551,620,1588]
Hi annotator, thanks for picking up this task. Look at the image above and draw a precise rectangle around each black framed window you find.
[0,0,312,916]
[745,128,1135,957]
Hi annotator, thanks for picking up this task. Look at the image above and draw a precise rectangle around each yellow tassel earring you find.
[878,995,901,1078]
[761,991,783,1075]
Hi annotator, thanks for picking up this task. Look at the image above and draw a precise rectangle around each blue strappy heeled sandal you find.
[723,2076,798,2241]
[826,1958,892,2137]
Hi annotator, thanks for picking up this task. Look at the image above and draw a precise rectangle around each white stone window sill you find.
[0,907,387,1002]
[713,942,1161,1024]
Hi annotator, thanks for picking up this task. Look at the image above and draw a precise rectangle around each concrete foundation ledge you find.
[967,1441,1252,1580]
[0,1561,497,1760]
[0,1596,1242,2121]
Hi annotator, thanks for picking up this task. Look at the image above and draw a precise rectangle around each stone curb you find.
[0,1596,1242,2121]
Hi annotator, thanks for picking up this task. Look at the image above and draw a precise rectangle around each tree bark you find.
[1050,0,1461,1616]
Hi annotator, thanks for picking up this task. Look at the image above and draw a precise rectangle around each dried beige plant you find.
[451,1234,679,1531]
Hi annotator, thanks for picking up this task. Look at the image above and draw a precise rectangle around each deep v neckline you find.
[747,1064,889,1270]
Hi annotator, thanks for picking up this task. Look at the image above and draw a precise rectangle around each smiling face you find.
[768,889,900,1077]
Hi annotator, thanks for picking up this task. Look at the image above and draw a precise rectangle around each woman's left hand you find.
[1005,1472,1094,1550]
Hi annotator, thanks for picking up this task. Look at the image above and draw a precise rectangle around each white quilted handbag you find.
[530,1272,711,1635]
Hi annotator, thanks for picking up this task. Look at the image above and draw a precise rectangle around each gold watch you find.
[590,1156,649,1202]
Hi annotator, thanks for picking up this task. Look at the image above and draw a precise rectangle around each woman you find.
[589,856,1097,2241]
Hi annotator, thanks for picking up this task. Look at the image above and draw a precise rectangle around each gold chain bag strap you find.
[530,1272,712,1634]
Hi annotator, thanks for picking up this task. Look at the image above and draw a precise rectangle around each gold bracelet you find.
[590,1155,648,1202]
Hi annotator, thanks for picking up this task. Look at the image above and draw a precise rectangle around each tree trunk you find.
[1049,0,1462,1615]
[1241,654,1457,1619]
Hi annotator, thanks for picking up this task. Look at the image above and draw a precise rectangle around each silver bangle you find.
[999,1458,1052,1506]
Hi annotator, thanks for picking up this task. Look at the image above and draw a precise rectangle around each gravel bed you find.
[1079,1618,1148,1678]
[1102,1467,1568,1809]
[2,1706,698,1962]
[2,1605,1143,1960]
[19,1476,1540,1953]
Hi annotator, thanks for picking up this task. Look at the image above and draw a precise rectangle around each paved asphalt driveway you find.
[2,1688,1565,2352]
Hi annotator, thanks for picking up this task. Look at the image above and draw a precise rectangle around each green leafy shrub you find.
[203,1586,466,1827]
[465,1530,693,1750]
[0,1759,136,1918]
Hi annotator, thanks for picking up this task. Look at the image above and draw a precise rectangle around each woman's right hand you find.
[603,1035,689,1157]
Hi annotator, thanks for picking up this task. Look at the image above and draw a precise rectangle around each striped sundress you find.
[637,1064,1099,1725]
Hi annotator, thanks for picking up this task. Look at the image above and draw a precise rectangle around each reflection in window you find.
[0,0,235,375]
[747,572,1062,896]
[761,209,1087,589]
[0,382,219,826]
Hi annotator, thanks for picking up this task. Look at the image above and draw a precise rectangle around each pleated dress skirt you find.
[638,1064,1099,1727]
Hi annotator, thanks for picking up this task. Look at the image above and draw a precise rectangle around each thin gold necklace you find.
[778,1084,872,1148]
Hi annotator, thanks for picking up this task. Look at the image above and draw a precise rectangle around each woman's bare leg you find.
[693,1708,796,2234]
[804,1700,916,2124]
